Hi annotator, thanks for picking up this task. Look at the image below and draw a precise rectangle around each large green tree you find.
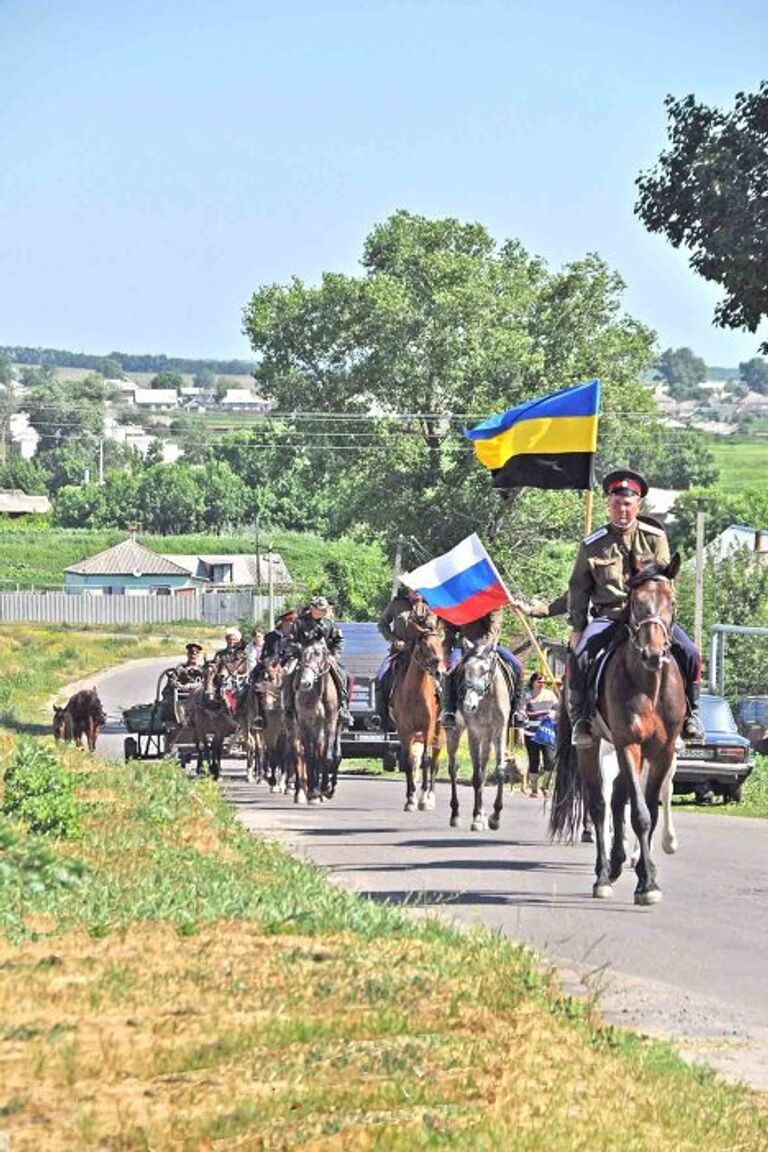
[242,211,659,573]
[739,357,768,395]
[636,84,768,353]
[657,347,707,398]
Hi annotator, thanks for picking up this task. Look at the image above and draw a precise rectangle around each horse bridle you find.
[462,648,498,699]
[410,629,442,681]
[299,642,331,685]
[627,578,674,659]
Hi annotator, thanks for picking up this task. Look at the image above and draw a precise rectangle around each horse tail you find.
[548,702,582,843]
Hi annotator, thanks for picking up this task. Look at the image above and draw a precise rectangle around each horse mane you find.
[629,551,681,588]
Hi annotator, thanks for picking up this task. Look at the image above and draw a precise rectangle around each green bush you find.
[2,739,82,838]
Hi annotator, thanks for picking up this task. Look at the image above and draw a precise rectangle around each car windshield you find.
[700,695,738,734]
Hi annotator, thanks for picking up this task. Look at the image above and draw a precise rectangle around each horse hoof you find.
[593,883,614,899]
[662,836,678,855]
[635,888,663,906]
[609,865,624,883]
[404,800,416,812]
[488,814,500,831]
[471,816,487,832]
[308,796,322,806]
[270,784,280,794]
[295,791,307,806]
[450,816,461,828]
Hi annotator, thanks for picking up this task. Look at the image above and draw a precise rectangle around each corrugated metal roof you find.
[65,539,192,577]
[161,552,293,587]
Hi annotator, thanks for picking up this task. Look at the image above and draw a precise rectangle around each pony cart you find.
[122,668,200,769]
[122,667,254,778]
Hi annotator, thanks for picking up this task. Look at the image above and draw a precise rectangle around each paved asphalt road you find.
[89,657,768,1090]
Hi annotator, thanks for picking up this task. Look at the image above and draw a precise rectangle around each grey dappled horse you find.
[294,640,341,804]
[445,644,512,831]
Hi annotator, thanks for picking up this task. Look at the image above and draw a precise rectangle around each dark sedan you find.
[675,692,754,803]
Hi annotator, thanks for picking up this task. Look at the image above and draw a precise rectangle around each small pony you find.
[53,688,107,752]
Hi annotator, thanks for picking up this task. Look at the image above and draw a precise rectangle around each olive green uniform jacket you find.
[377,595,415,647]
[442,609,503,664]
[567,517,670,632]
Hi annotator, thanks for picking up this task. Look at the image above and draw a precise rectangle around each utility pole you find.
[267,546,275,630]
[98,438,104,485]
[391,535,403,598]
[694,499,706,653]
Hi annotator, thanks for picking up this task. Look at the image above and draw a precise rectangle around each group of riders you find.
[168,466,705,749]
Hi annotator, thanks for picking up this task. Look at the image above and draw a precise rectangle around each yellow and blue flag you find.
[463,379,601,492]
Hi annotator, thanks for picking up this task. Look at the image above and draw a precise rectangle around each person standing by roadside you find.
[523,673,558,797]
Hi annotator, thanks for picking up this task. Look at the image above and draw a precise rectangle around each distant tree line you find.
[0,346,254,377]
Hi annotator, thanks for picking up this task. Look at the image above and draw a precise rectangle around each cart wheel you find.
[124,737,138,761]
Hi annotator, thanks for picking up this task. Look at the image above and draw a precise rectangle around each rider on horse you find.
[213,627,248,679]
[373,584,431,728]
[566,468,704,747]
[283,596,352,725]
[439,609,527,729]
[260,609,298,664]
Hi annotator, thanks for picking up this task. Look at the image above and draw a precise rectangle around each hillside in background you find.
[0,526,390,619]
[0,344,255,377]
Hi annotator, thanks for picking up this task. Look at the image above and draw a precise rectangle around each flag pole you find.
[583,489,594,535]
[511,606,557,685]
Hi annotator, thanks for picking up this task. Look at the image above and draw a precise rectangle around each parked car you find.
[734,695,768,755]
[339,622,401,771]
[675,692,754,803]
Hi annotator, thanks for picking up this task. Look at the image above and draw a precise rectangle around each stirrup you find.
[681,711,705,741]
[571,717,594,748]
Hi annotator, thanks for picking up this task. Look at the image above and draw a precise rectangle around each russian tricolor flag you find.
[400,534,511,626]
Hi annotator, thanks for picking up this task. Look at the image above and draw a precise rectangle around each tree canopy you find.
[739,357,768,395]
[242,210,661,580]
[636,84,768,353]
[657,347,707,398]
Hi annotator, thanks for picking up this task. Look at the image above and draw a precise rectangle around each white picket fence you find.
[0,590,284,626]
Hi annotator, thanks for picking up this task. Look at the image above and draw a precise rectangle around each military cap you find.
[185,641,204,652]
[278,608,298,621]
[602,468,648,498]
[310,595,330,609]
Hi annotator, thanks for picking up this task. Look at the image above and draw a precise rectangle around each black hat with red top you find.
[602,468,648,499]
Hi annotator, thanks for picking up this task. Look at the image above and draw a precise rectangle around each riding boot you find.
[510,672,527,728]
[440,671,458,728]
[372,678,387,731]
[681,680,705,741]
[568,651,594,748]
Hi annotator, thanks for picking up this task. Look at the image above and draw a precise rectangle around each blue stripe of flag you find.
[464,379,601,442]
[415,557,501,610]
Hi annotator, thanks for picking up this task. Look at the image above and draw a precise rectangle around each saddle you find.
[585,624,626,712]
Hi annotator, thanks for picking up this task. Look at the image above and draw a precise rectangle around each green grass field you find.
[0,526,385,600]
[0,633,766,1148]
[705,432,768,491]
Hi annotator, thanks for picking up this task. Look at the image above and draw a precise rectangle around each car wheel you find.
[725,782,743,804]
[383,749,399,772]
[695,787,715,805]
[124,737,138,761]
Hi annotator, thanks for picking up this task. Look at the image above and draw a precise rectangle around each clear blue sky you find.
[2,0,766,367]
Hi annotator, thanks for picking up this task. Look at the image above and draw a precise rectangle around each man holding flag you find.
[440,607,527,729]
[398,533,526,729]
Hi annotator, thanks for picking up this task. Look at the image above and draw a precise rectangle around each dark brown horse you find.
[187,664,239,779]
[53,689,107,752]
[550,556,685,905]
[253,659,297,798]
[390,610,444,813]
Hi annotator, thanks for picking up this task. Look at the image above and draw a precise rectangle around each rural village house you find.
[64,537,292,596]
